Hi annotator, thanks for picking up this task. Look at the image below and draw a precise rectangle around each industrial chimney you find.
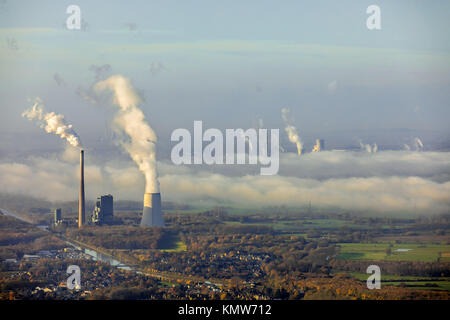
[140,193,164,227]
[78,149,85,228]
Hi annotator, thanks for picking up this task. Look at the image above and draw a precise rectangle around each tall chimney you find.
[78,149,85,228]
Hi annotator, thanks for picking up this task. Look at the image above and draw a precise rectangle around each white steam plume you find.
[94,75,159,193]
[22,98,82,148]
[281,108,303,155]
[414,137,424,151]
[312,140,322,152]
[359,140,377,153]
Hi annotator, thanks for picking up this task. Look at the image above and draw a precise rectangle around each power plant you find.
[54,208,62,225]
[78,149,85,228]
[24,77,166,229]
[91,194,114,225]
[312,139,325,152]
[140,193,164,227]
[75,149,163,228]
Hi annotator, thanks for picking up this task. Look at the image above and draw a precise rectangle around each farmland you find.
[342,272,450,292]
[337,243,450,262]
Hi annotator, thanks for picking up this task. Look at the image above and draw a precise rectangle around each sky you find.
[0,1,449,214]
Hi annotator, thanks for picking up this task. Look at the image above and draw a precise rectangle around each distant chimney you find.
[78,150,85,228]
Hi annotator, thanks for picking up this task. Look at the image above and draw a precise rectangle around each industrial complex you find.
[54,149,164,228]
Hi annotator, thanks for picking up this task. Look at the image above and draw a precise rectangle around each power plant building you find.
[319,139,325,150]
[91,194,114,225]
[54,208,62,225]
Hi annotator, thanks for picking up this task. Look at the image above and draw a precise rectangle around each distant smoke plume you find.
[89,64,112,80]
[402,139,423,152]
[359,140,377,153]
[53,73,67,87]
[414,137,424,151]
[312,140,321,152]
[76,86,101,105]
[94,75,159,193]
[281,108,303,155]
[22,98,82,148]
[149,62,165,76]
[327,80,337,94]
[125,22,137,31]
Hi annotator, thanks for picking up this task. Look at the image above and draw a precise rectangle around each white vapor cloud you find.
[0,150,449,215]
[149,62,165,76]
[281,108,303,155]
[327,80,337,94]
[359,140,377,153]
[22,98,82,148]
[414,137,424,151]
[159,173,449,214]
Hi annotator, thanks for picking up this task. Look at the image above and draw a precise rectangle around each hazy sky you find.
[0,1,449,213]
[1,0,449,156]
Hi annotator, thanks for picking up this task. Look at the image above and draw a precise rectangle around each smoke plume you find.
[22,98,82,148]
[312,140,321,152]
[94,75,160,193]
[89,64,112,81]
[281,108,303,155]
[149,62,165,76]
[359,140,377,153]
[414,137,424,151]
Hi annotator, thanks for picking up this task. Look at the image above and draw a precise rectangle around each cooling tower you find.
[319,139,325,151]
[140,193,164,227]
[78,149,85,228]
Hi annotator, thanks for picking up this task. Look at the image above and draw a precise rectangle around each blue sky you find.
[1,0,449,156]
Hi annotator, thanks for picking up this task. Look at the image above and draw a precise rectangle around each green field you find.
[383,281,450,291]
[342,272,450,291]
[160,240,187,253]
[337,243,450,262]
[224,218,370,233]
[301,219,370,230]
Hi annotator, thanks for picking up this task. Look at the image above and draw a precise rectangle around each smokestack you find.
[141,193,164,227]
[78,150,85,228]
